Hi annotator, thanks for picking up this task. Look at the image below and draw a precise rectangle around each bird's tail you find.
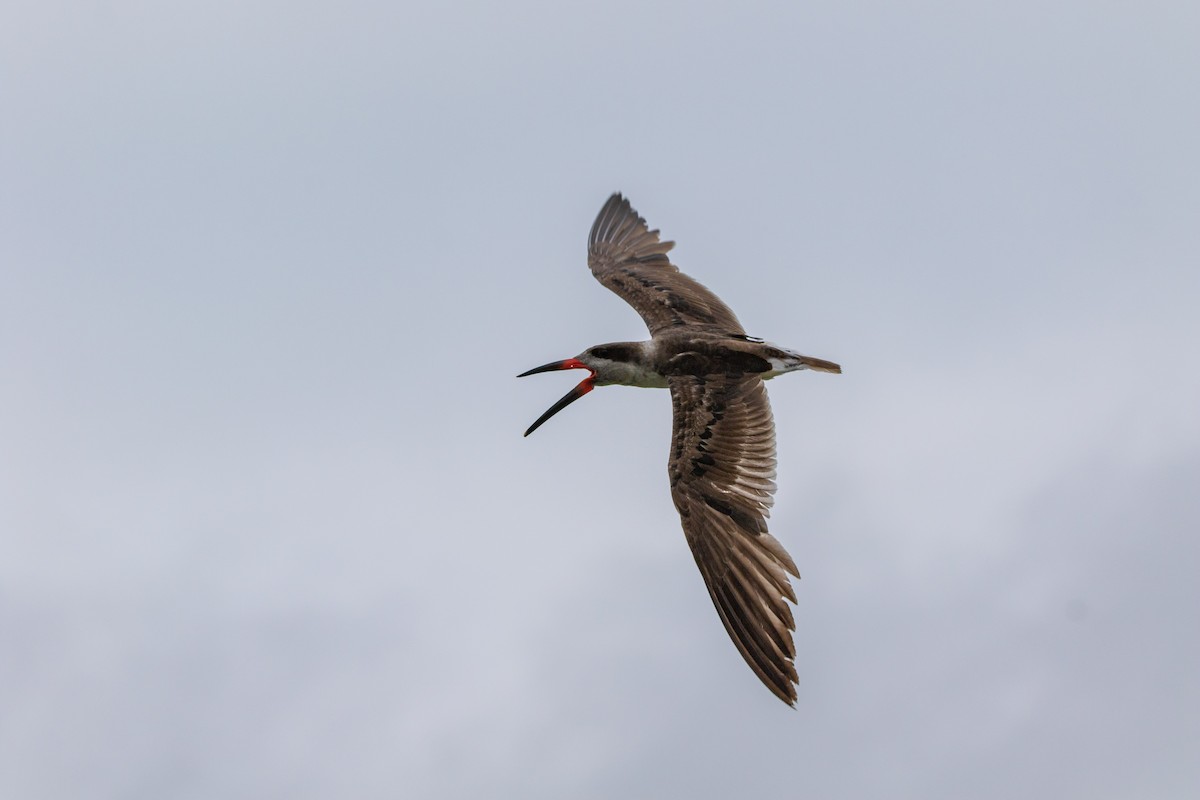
[792,354,841,374]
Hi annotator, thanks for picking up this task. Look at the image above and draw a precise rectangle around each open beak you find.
[517,358,595,436]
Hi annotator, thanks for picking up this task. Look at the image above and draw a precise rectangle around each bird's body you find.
[520,194,840,705]
[582,333,840,388]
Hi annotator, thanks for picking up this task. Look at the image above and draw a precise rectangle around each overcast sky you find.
[2,1,1198,798]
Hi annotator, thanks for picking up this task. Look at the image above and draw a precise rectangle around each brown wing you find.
[588,193,745,336]
[668,374,800,705]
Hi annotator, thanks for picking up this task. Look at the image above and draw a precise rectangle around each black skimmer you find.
[520,193,840,705]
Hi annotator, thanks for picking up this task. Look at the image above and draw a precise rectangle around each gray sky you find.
[2,1,1198,797]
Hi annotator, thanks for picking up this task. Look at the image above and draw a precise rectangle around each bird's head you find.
[518,343,652,435]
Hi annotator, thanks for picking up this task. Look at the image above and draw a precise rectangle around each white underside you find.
[762,359,810,381]
[592,357,670,388]
[762,349,812,380]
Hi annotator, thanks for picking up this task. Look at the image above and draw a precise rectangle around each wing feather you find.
[588,194,745,335]
[668,375,800,705]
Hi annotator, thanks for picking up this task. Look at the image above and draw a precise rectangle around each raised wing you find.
[588,193,745,336]
[668,374,800,705]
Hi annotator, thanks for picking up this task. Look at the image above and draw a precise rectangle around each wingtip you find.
[765,675,800,707]
[589,193,675,264]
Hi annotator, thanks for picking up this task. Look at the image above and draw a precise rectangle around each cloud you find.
[2,1,1198,798]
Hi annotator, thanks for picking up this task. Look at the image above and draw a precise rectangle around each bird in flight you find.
[519,193,840,705]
